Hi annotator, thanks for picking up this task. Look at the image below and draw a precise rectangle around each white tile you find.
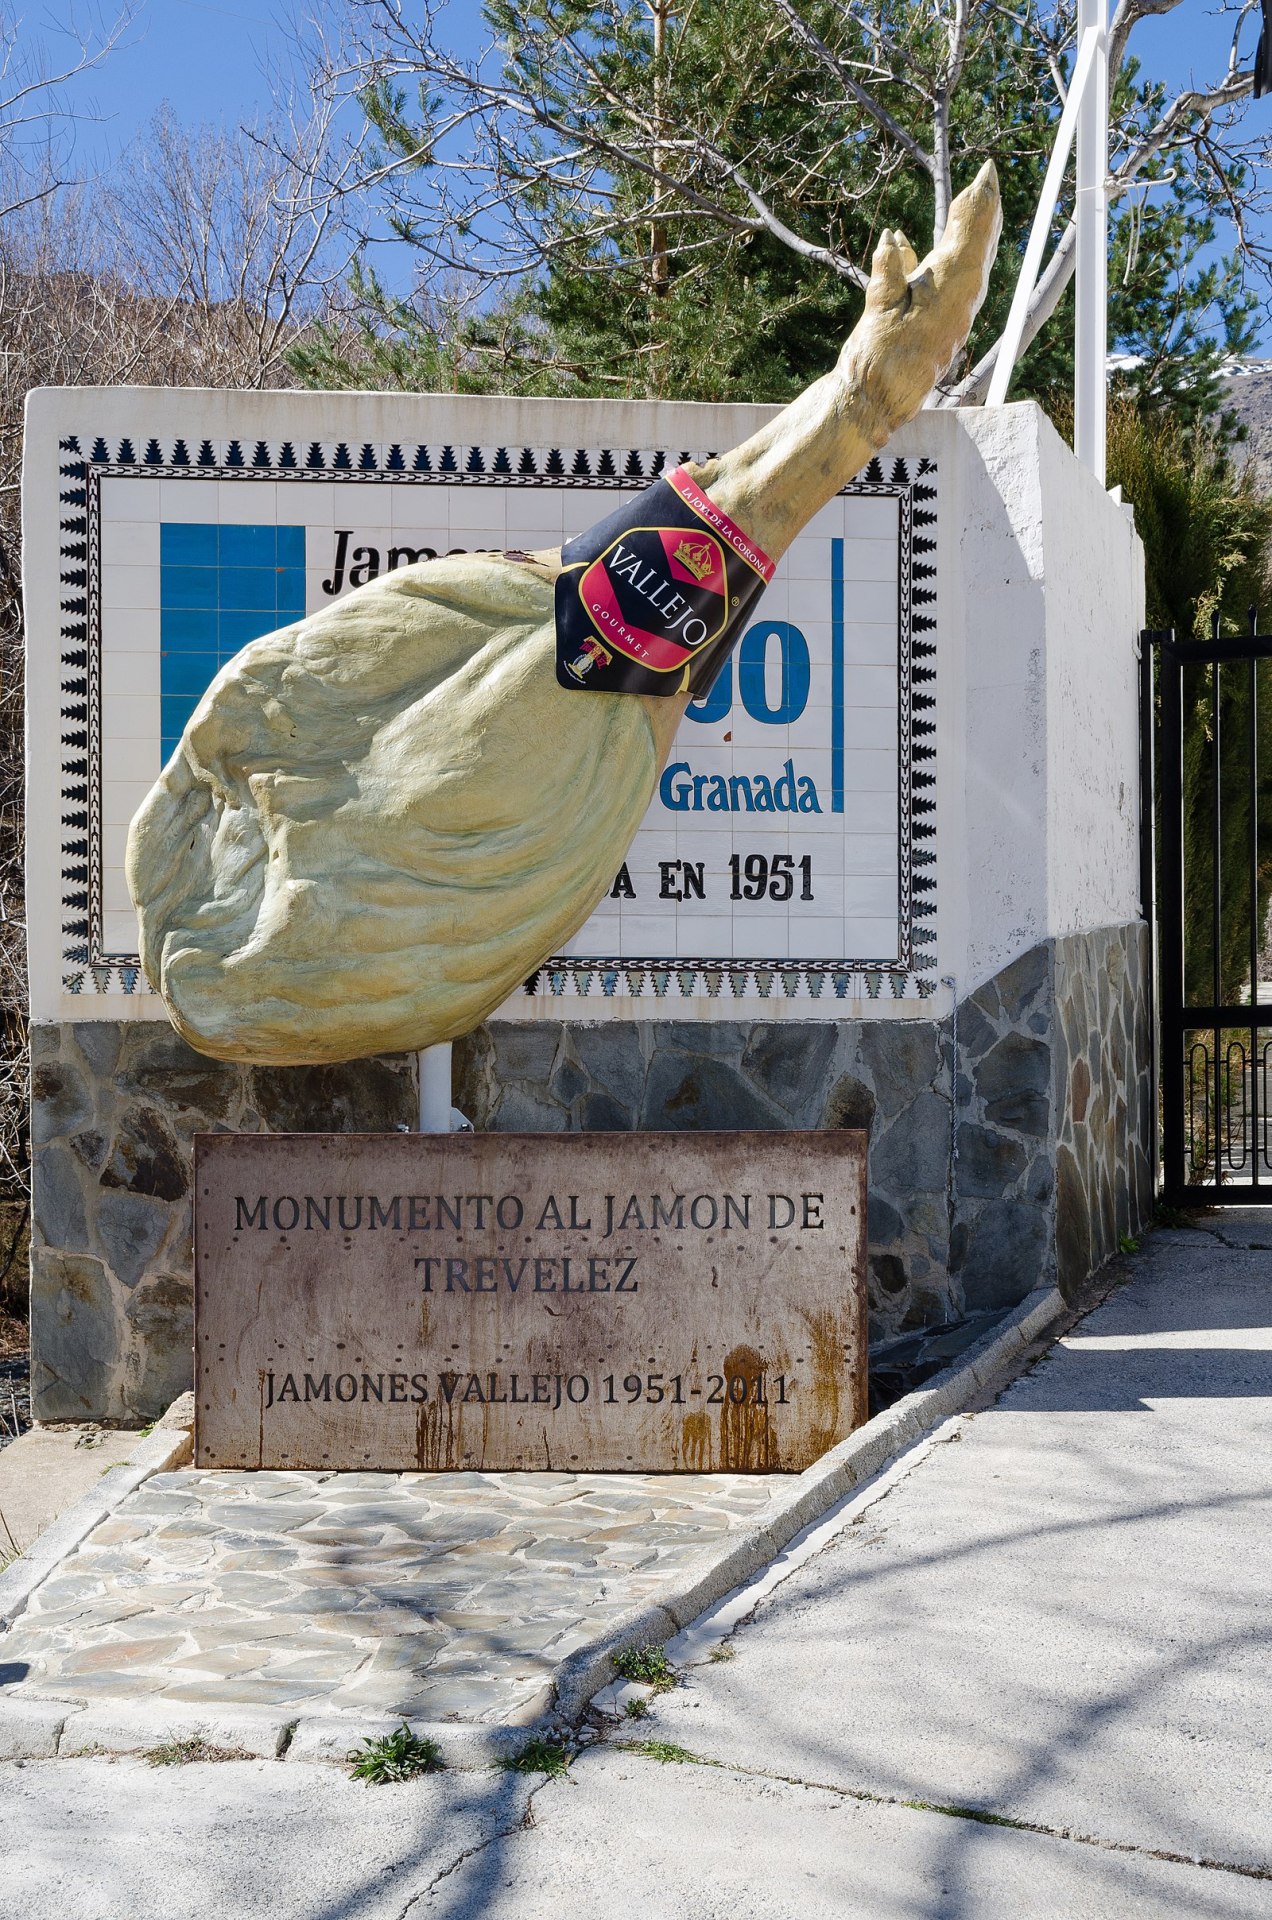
[678,917,735,958]
[307,565,346,609]
[159,479,222,518]
[843,873,899,917]
[101,563,159,611]
[839,536,899,584]
[838,578,897,625]
[843,496,901,540]
[841,707,899,751]
[103,521,160,568]
[100,478,159,523]
[445,487,508,534]
[793,917,852,960]
[843,918,901,962]
[733,911,790,954]
[784,579,832,625]
[842,665,898,710]
[103,652,160,698]
[101,606,160,654]
[837,789,897,833]
[102,693,160,740]
[568,917,621,953]
[103,735,155,795]
[286,483,337,526]
[840,623,898,666]
[842,833,898,875]
[102,909,141,952]
[219,481,278,523]
[102,779,156,826]
[782,535,832,582]
[99,821,130,873]
[101,868,134,915]
[615,914,671,955]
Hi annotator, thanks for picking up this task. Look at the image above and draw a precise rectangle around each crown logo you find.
[674,536,715,583]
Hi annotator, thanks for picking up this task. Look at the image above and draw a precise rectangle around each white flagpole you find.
[1075,0,1110,483]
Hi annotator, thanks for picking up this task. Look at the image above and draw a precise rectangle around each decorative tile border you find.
[55,434,937,1004]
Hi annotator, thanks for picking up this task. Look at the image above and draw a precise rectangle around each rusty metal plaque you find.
[194,1130,867,1473]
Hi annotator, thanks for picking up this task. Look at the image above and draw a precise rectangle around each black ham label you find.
[555,467,774,698]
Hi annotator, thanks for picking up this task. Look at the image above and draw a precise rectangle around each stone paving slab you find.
[0,1466,778,1726]
[0,1282,1069,1757]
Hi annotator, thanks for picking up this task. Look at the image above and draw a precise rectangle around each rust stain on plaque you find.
[193,1129,867,1474]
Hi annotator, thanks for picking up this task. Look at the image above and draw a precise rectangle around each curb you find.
[550,1282,1069,1721]
[0,1426,192,1632]
[0,1284,1069,1767]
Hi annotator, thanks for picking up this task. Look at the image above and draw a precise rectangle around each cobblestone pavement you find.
[0,1467,779,1724]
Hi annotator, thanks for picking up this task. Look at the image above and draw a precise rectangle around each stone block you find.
[124,1273,194,1418]
[573,1092,632,1131]
[741,1024,837,1120]
[31,1056,93,1145]
[868,1091,951,1194]
[957,1199,1049,1310]
[821,1072,875,1133]
[58,1699,291,1758]
[248,1056,414,1133]
[955,1123,1027,1199]
[0,1695,71,1759]
[69,1022,122,1080]
[640,1049,787,1131]
[29,1251,120,1421]
[96,1188,170,1288]
[574,1023,648,1116]
[100,1108,187,1203]
[33,1143,89,1251]
[857,1023,942,1118]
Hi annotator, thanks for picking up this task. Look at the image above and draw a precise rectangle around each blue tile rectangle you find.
[161,608,217,650]
[219,524,277,566]
[160,523,217,566]
[217,566,279,612]
[160,652,219,698]
[161,695,197,741]
[159,523,305,764]
[161,565,218,610]
[218,610,277,652]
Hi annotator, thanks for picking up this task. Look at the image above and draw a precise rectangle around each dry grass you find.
[0,1307,25,1362]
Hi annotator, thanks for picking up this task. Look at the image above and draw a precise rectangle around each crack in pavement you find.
[1187,1221,1272,1252]
[396,1776,551,1916]
[598,1743,1272,1885]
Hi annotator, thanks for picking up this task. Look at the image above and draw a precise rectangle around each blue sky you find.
[36,0,1271,338]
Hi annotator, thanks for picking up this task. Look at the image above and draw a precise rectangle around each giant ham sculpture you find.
[128,164,1001,1065]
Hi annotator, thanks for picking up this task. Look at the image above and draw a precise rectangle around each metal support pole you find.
[985,24,1099,410]
[417,1043,453,1132]
[1074,0,1108,484]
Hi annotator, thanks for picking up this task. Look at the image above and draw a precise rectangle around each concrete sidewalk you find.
[3,1215,1270,1916]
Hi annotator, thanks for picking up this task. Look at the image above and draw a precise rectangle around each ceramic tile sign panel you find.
[25,399,935,1022]
[193,1129,868,1472]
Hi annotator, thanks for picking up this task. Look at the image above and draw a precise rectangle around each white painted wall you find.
[23,387,1143,1028]
[934,401,1144,995]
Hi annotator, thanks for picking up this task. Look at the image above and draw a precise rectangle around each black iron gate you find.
[1150,616,1272,1203]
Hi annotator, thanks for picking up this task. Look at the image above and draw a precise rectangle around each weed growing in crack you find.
[613,1643,677,1692]
[619,1739,703,1765]
[502,1735,571,1778]
[708,1642,736,1663]
[348,1724,444,1785]
[145,1738,251,1767]
[623,1697,650,1721]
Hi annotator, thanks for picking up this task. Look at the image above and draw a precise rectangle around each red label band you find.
[665,468,775,583]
